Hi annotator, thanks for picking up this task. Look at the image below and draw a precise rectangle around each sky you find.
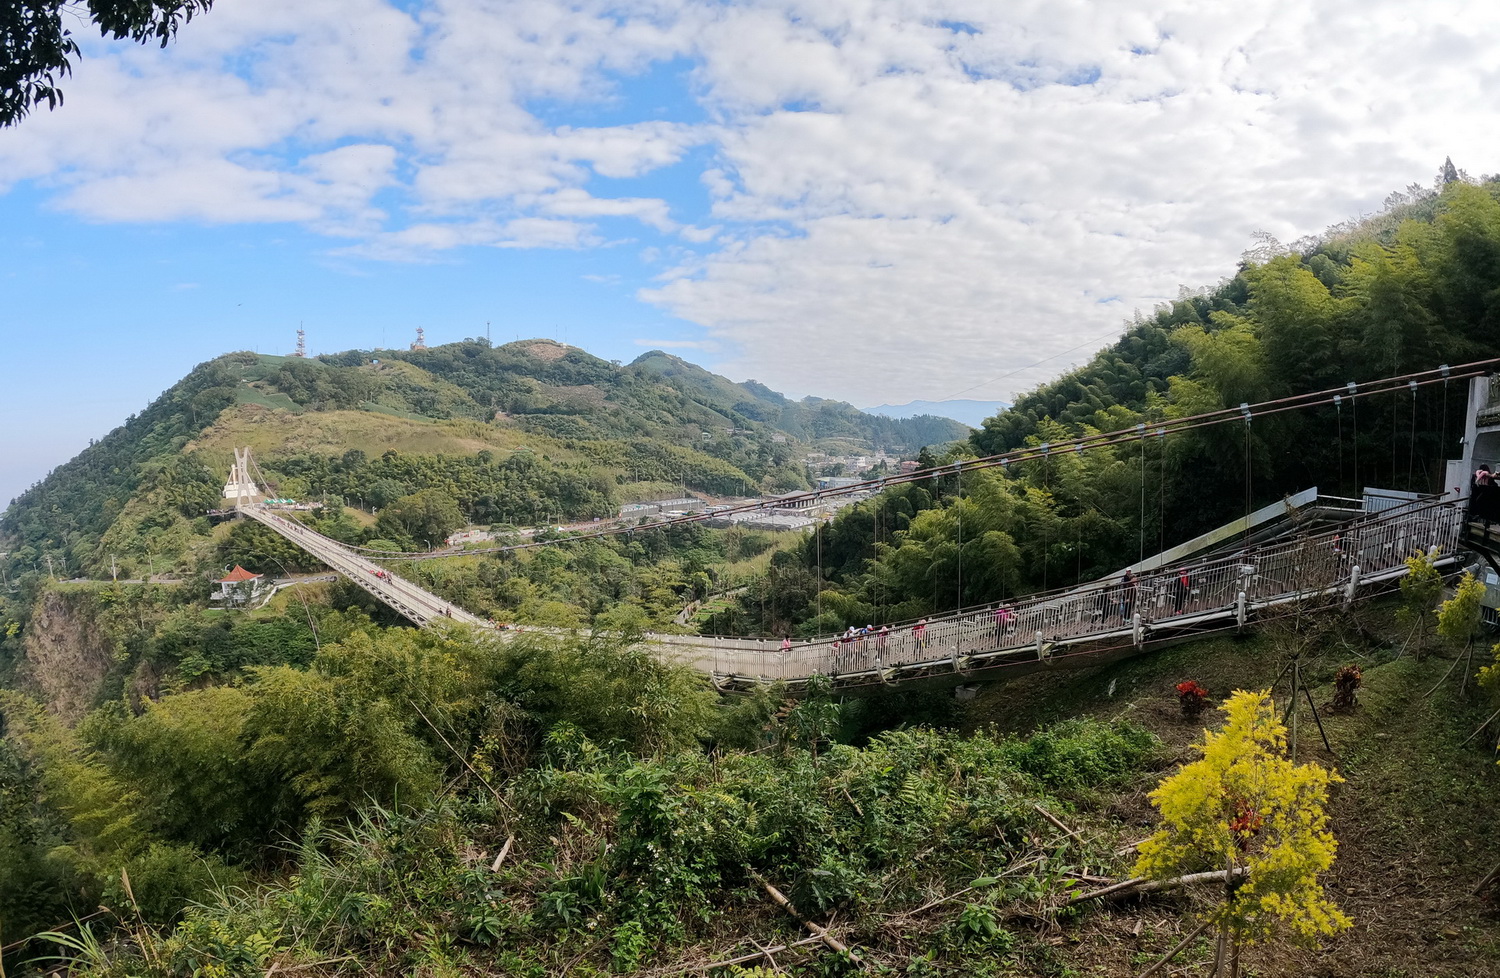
[3,0,1500,509]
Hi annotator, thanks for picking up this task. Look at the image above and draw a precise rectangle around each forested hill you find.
[683,173,1500,638]
[961,175,1500,534]
[0,339,966,577]
[973,177,1500,461]
[360,340,970,448]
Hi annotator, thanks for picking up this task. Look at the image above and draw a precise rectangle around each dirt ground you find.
[961,602,1500,977]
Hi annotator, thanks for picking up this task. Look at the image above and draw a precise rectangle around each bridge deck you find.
[238,496,1464,687]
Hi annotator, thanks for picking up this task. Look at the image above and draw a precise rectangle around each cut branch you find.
[490,834,514,872]
[1136,917,1214,978]
[1068,867,1248,906]
[750,870,865,969]
[638,937,824,977]
[1033,803,1084,843]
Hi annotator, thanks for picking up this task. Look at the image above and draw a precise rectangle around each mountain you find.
[862,398,1010,428]
[0,339,969,578]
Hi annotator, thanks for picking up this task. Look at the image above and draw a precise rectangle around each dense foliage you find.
[1,1,215,127]
[0,616,1159,975]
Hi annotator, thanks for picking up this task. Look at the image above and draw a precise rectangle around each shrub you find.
[1135,691,1350,956]
[1329,665,1362,713]
[999,717,1157,793]
[1176,680,1210,719]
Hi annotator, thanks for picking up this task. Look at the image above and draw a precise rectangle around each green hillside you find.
[7,170,1500,978]
[0,342,967,583]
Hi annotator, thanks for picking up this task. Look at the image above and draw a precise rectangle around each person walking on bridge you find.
[993,604,1014,640]
[1171,569,1192,615]
[913,618,928,652]
[1117,570,1137,622]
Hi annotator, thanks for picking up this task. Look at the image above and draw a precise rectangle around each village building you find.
[214,565,266,606]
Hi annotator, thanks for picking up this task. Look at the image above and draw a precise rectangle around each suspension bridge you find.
[219,359,1493,690]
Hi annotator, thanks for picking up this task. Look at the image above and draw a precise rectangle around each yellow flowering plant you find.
[1134,690,1351,953]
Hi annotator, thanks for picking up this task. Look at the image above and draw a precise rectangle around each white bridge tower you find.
[222,447,262,508]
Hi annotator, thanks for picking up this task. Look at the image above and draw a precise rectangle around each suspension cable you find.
[956,461,964,615]
[1138,423,1146,564]
[251,358,1500,561]
[1409,380,1419,490]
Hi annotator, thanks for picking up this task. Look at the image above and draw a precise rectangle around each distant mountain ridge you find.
[863,399,1010,428]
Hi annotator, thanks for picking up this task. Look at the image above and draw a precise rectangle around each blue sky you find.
[4,0,1500,509]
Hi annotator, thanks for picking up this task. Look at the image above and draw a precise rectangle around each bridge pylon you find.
[223,447,262,508]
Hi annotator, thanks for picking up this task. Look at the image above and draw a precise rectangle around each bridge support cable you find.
[234,359,1500,566]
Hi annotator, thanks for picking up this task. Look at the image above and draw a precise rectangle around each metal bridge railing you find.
[679,500,1462,682]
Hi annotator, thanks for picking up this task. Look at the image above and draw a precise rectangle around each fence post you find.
[1236,590,1247,631]
[1344,564,1361,608]
[1035,631,1047,660]
[1132,612,1143,647]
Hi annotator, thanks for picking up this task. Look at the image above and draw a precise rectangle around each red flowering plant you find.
[1176,680,1210,719]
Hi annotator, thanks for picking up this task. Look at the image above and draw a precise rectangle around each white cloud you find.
[540,188,678,232]
[5,0,1500,402]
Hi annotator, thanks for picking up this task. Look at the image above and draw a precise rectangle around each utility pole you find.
[45,554,55,580]
[111,553,118,583]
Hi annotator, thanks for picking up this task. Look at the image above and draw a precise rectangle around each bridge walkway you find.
[237,495,1464,688]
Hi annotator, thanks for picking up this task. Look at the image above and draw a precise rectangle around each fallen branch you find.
[1136,917,1214,978]
[1067,867,1248,906]
[1033,803,1084,844]
[266,957,358,975]
[750,870,865,969]
[490,834,515,872]
[1062,870,1113,885]
[880,851,1049,922]
[1474,859,1500,896]
[638,937,824,977]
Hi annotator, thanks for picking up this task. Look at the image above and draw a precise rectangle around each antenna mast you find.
[294,325,306,358]
[411,327,427,350]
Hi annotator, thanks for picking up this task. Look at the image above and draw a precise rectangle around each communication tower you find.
[411,327,428,350]
[293,327,306,358]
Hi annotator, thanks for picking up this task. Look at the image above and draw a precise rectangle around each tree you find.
[1134,690,1350,975]
[1396,549,1444,658]
[1437,571,1485,651]
[2,1,215,126]
[375,489,465,549]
